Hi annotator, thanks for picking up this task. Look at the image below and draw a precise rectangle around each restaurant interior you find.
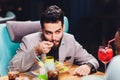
[0,0,120,73]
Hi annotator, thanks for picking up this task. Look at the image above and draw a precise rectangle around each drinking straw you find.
[35,56,44,67]
[107,38,115,47]
[35,56,42,62]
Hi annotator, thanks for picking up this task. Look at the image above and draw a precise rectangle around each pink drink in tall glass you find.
[98,38,114,71]
[98,46,113,64]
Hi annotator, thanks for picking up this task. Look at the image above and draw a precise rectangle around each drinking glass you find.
[44,56,55,71]
[8,66,19,80]
[44,56,59,80]
[98,45,113,71]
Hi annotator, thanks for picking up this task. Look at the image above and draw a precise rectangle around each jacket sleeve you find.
[9,36,37,72]
[73,36,99,70]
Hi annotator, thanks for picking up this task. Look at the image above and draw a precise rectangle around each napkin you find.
[81,75,104,80]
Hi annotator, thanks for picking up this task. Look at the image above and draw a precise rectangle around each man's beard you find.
[42,34,62,48]
[51,40,60,48]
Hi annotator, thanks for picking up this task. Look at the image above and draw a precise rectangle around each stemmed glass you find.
[98,45,113,71]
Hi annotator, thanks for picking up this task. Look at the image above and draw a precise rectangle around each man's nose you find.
[52,34,57,40]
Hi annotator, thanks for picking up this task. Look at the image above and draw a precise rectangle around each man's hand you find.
[73,64,91,76]
[34,41,53,55]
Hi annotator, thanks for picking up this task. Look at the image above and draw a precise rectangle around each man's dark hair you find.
[40,5,64,28]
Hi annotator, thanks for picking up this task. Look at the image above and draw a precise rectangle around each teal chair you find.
[0,24,19,76]
[0,16,69,76]
[64,16,69,32]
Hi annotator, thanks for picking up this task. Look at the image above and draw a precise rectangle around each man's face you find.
[42,21,64,47]
[114,32,120,50]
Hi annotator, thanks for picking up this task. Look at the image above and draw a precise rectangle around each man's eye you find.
[56,31,61,34]
[46,32,51,35]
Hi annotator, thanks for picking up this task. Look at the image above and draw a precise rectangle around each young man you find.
[9,5,99,76]
[104,28,120,80]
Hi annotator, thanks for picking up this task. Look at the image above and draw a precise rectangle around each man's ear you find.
[40,28,42,32]
[41,29,43,32]
[41,28,44,32]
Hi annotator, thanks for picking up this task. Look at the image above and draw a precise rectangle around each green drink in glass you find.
[38,74,48,80]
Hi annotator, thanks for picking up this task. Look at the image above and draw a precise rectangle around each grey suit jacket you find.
[9,32,99,72]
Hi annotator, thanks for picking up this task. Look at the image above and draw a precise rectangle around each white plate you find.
[81,75,104,80]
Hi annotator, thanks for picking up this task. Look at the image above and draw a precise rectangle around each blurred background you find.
[0,0,120,72]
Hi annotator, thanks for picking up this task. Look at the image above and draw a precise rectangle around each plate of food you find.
[54,61,69,73]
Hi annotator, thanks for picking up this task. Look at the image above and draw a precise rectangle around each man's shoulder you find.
[24,32,41,37]
[107,55,120,69]
[63,33,74,38]
[62,33,76,42]
[111,55,120,62]
[22,32,41,40]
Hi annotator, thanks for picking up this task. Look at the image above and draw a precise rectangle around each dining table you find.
[0,65,104,80]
